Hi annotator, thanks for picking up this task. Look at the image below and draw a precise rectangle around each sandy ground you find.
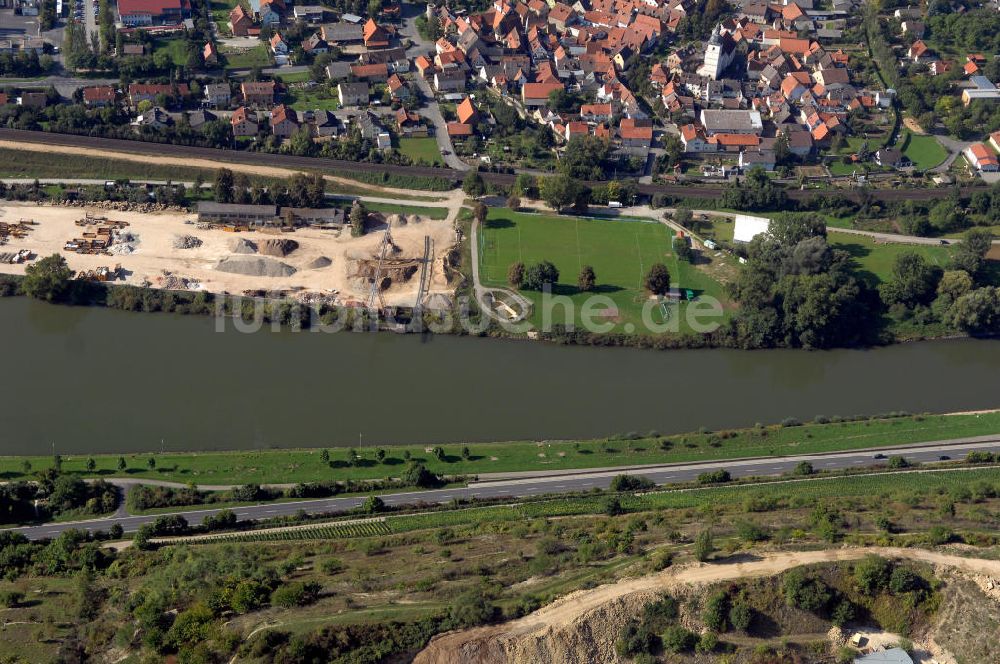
[0,203,457,306]
[414,546,1000,663]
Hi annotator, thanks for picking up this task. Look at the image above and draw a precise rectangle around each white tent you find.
[732,215,771,243]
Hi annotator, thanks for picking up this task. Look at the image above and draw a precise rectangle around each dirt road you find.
[414,547,1000,664]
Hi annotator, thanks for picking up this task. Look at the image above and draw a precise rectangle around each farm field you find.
[399,137,444,165]
[3,412,997,485]
[901,132,948,170]
[479,209,732,335]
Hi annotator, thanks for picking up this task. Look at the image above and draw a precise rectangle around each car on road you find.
[939,455,951,460]
[873,453,886,459]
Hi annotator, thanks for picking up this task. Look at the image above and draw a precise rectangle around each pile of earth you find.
[228,238,257,254]
[258,238,299,257]
[385,213,423,227]
[305,256,332,269]
[215,256,297,277]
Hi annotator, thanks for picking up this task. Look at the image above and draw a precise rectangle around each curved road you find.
[9,435,1000,541]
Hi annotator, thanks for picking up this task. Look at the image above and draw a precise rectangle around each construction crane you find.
[365,221,393,310]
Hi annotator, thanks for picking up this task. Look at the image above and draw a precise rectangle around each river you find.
[2,297,1000,454]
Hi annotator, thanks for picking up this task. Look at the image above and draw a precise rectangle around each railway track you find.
[0,128,980,203]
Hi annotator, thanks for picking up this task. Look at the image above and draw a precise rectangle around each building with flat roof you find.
[732,214,771,243]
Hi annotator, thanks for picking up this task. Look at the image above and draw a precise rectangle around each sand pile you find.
[173,235,203,249]
[228,238,257,254]
[215,256,297,277]
[258,238,298,257]
[305,256,332,269]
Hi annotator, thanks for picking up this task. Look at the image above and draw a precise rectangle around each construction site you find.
[0,203,458,309]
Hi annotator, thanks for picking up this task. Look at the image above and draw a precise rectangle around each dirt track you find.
[414,547,1000,664]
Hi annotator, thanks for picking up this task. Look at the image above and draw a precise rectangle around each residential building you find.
[82,86,116,108]
[229,4,254,36]
[434,69,467,92]
[241,81,275,107]
[270,104,299,138]
[128,83,189,107]
[699,109,763,135]
[521,81,563,106]
[231,106,259,137]
[203,83,231,108]
[965,143,999,172]
[337,82,369,107]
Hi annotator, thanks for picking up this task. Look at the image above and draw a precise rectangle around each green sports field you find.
[479,209,731,335]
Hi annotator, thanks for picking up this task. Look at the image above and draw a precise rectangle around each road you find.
[1,127,989,205]
[398,3,468,172]
[9,435,1000,541]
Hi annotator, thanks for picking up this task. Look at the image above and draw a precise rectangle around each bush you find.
[736,520,770,543]
[729,600,752,632]
[320,558,344,575]
[794,461,815,475]
[694,529,714,562]
[927,525,953,545]
[696,631,718,654]
[703,591,730,632]
[784,570,831,612]
[661,625,697,653]
[697,469,731,484]
[615,623,657,658]
[0,590,24,607]
[271,581,321,608]
[889,566,921,595]
[854,556,891,596]
[966,451,996,464]
[610,474,654,492]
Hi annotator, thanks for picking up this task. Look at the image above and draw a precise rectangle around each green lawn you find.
[152,38,189,67]
[221,43,272,70]
[399,137,443,166]
[277,70,314,84]
[901,132,947,170]
[285,84,340,111]
[828,232,953,284]
[1,412,997,485]
[479,209,732,335]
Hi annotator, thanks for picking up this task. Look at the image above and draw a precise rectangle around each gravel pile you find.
[215,256,297,277]
[305,256,332,269]
[228,238,257,254]
[173,235,203,249]
[258,238,299,257]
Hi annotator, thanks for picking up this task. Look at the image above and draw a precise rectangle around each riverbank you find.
[3,411,997,485]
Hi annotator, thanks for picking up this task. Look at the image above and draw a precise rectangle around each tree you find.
[521,261,560,291]
[879,252,941,308]
[506,194,521,210]
[320,449,329,464]
[538,173,581,212]
[350,201,366,237]
[854,555,891,595]
[694,528,714,562]
[472,201,488,224]
[644,263,671,296]
[507,261,525,288]
[577,265,596,292]
[950,228,994,280]
[944,287,1000,334]
[462,170,485,197]
[375,448,386,463]
[20,460,30,474]
[362,495,385,513]
[794,461,814,475]
[117,456,126,471]
[213,168,234,203]
[729,600,752,632]
[703,591,730,631]
[661,625,697,653]
[936,270,973,307]
[674,207,693,229]
[402,462,439,488]
[86,458,96,472]
[147,456,156,470]
[22,254,73,302]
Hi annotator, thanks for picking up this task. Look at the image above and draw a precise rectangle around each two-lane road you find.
[10,436,1000,541]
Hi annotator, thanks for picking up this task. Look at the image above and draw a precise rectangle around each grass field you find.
[2,412,996,485]
[399,137,444,166]
[0,147,217,181]
[285,84,340,112]
[152,38,189,67]
[360,201,449,219]
[479,209,732,335]
[829,232,953,284]
[221,43,271,70]
[901,132,948,170]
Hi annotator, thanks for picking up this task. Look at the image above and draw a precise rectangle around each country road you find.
[8,435,1000,541]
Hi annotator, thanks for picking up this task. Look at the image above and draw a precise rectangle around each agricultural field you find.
[399,137,444,166]
[3,411,996,485]
[901,132,948,170]
[478,209,733,335]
